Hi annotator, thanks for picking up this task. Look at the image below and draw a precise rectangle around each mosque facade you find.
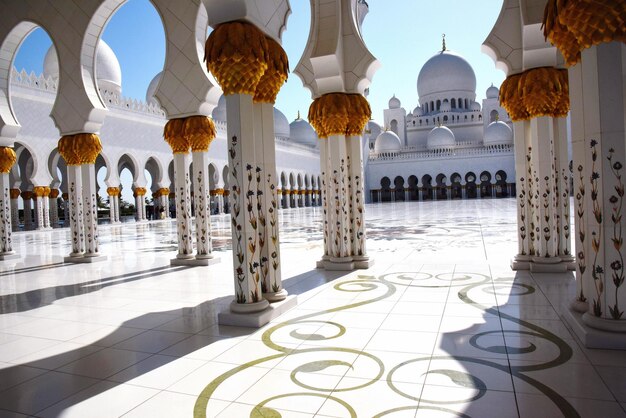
[8,41,322,229]
[365,44,515,203]
[9,37,516,230]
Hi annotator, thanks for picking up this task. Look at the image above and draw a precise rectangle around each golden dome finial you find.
[442,33,446,52]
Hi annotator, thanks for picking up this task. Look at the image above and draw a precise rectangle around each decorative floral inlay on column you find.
[268,176,280,292]
[575,163,587,303]
[518,176,527,255]
[590,139,603,317]
[607,148,624,319]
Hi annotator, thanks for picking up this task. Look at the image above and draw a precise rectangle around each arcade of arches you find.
[0,0,624,417]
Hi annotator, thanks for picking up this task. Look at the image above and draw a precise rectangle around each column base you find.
[570,299,589,313]
[170,256,221,267]
[64,254,107,264]
[218,295,297,328]
[510,255,574,272]
[0,251,20,261]
[264,288,289,302]
[510,254,531,270]
[316,255,375,271]
[562,305,626,349]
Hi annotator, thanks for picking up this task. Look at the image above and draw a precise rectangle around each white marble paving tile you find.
[37,380,159,418]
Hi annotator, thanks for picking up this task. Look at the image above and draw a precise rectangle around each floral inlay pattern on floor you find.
[195,271,582,417]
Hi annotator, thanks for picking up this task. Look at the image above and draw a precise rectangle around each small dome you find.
[471,101,481,111]
[290,115,318,147]
[367,120,382,140]
[486,84,499,99]
[441,100,451,112]
[413,106,423,116]
[388,95,401,109]
[44,40,122,95]
[274,108,290,138]
[427,126,456,150]
[146,71,162,106]
[212,95,227,122]
[484,121,513,146]
[374,130,402,153]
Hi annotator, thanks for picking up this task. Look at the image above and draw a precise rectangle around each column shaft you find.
[10,196,18,232]
[192,151,212,258]
[0,174,13,255]
[254,101,285,301]
[81,164,99,256]
[173,153,194,258]
[67,166,84,256]
[225,94,267,311]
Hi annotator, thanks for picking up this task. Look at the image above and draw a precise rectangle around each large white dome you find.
[427,126,456,150]
[274,108,290,139]
[417,50,476,98]
[146,71,162,106]
[43,40,122,95]
[290,115,318,147]
[484,121,513,146]
[374,131,401,153]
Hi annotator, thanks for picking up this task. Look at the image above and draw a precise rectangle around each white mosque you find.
[365,41,515,203]
[9,40,322,229]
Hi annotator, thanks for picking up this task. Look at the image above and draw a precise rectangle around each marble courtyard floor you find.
[0,199,625,417]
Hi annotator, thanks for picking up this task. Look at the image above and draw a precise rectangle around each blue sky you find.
[14,0,505,124]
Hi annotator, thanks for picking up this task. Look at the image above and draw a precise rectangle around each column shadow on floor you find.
[0,267,347,415]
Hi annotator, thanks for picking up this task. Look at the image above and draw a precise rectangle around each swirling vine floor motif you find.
[192,270,603,417]
[0,200,625,417]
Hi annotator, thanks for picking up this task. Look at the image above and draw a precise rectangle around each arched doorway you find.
[451,172,462,199]
[480,171,492,198]
[421,174,433,201]
[394,176,405,201]
[465,172,477,199]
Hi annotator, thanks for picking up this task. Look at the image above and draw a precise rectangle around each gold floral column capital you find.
[0,147,16,173]
[33,186,47,198]
[58,133,102,166]
[21,191,33,200]
[9,188,20,199]
[49,189,59,199]
[543,0,626,65]
[204,21,269,96]
[107,187,120,197]
[133,187,147,197]
[164,118,190,154]
[500,67,569,121]
[253,37,289,104]
[308,93,370,138]
[185,116,216,152]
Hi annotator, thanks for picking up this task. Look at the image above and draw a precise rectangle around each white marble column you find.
[9,189,19,232]
[254,101,286,301]
[107,189,116,224]
[172,153,194,261]
[81,164,101,258]
[49,189,59,228]
[347,135,370,266]
[0,173,16,259]
[66,166,84,257]
[511,121,533,270]
[33,187,50,230]
[567,42,626,342]
[22,192,33,231]
[191,150,215,262]
[225,93,267,313]
[510,116,573,273]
